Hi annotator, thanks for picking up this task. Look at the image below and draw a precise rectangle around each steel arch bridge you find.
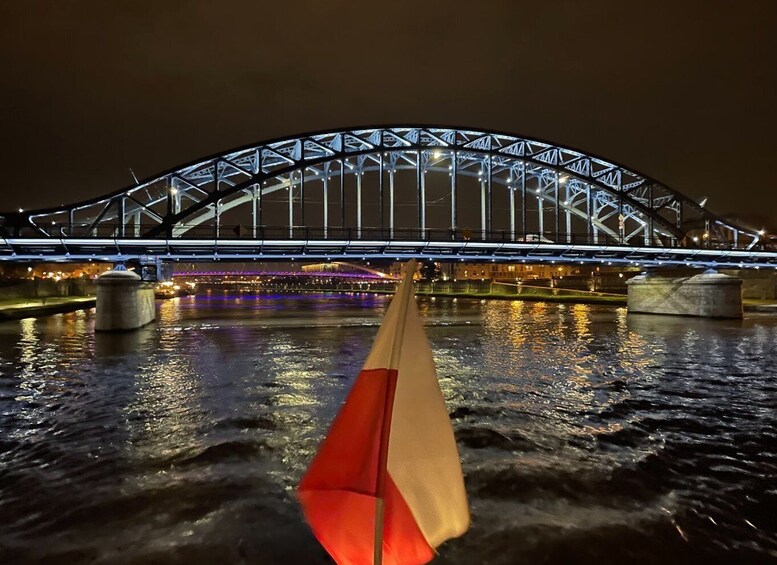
[1,125,774,268]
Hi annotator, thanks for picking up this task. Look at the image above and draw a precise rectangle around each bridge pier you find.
[95,268,156,331]
[626,269,742,319]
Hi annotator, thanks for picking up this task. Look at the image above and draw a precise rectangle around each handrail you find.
[6,223,762,251]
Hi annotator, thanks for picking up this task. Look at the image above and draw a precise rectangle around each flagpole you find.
[373,259,416,565]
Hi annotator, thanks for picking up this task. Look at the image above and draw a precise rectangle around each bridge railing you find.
[17,222,755,250]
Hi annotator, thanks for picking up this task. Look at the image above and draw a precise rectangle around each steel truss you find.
[0,126,770,266]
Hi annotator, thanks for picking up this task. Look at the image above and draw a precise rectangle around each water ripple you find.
[0,295,775,564]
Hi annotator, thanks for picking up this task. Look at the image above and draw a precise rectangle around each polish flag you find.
[298,260,470,564]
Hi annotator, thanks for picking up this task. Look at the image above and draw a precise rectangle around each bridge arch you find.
[0,126,764,253]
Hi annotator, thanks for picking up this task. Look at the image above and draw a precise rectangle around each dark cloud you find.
[1,0,775,226]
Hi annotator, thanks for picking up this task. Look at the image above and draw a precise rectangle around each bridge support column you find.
[389,170,395,239]
[95,268,156,331]
[509,186,515,241]
[252,185,258,238]
[288,176,294,238]
[564,182,571,243]
[626,269,742,319]
[357,172,362,238]
[323,176,328,238]
[480,176,486,239]
[420,168,426,238]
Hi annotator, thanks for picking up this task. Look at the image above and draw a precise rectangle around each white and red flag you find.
[298,260,470,564]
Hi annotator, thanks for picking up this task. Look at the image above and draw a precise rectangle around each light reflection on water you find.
[0,293,776,564]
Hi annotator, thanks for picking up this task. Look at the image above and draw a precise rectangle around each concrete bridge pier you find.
[626,269,743,319]
[95,267,156,331]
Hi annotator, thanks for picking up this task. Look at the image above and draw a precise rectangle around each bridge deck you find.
[2,236,775,268]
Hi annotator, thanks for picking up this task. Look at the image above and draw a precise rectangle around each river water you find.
[0,292,775,564]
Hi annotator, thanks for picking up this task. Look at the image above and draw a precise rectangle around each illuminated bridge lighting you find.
[1,126,772,268]
[171,270,394,280]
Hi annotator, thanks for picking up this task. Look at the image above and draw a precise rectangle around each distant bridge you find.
[172,270,393,281]
[2,125,774,268]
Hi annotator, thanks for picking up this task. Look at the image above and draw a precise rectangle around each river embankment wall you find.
[0,279,96,299]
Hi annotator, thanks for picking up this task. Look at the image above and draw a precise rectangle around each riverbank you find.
[0,297,96,321]
[256,285,628,306]
[415,288,626,305]
[743,299,777,313]
[412,289,625,305]
[242,286,777,311]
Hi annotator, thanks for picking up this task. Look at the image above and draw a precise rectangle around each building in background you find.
[388,261,640,293]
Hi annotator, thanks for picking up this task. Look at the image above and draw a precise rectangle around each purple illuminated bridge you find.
[171,270,396,281]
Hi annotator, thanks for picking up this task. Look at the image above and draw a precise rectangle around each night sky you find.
[1,1,775,228]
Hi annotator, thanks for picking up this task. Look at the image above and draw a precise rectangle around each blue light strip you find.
[1,237,775,268]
